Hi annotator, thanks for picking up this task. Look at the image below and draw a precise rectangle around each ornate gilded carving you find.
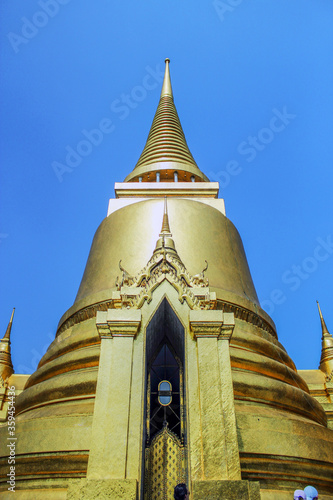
[114,251,215,311]
[191,259,209,286]
[115,260,134,289]
[113,198,216,312]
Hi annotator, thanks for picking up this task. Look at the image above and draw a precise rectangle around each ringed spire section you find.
[125,58,208,183]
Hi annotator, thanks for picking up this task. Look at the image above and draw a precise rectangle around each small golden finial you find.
[3,308,15,341]
[160,197,172,235]
[153,198,181,261]
[160,58,173,98]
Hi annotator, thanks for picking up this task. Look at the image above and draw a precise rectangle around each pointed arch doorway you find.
[144,298,187,500]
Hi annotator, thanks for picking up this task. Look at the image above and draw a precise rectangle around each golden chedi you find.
[0,59,332,500]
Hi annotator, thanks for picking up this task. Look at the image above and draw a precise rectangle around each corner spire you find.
[124,59,209,183]
[317,301,329,335]
[317,301,333,379]
[0,308,15,383]
[3,307,15,340]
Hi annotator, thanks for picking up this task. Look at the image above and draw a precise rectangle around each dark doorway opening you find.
[143,298,187,500]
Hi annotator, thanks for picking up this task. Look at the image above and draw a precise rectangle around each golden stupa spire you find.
[0,308,15,383]
[317,301,333,379]
[124,58,208,183]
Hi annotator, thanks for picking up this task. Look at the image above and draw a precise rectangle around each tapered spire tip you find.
[160,197,171,235]
[160,57,173,98]
[317,301,333,378]
[3,308,15,341]
[317,301,329,336]
[0,308,15,381]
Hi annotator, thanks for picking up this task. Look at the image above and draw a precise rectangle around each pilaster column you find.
[189,310,241,481]
[87,309,141,481]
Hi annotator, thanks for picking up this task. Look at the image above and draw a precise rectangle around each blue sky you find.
[1,0,332,374]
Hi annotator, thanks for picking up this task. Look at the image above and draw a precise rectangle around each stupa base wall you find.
[192,480,261,499]
[66,478,137,499]
[0,478,137,499]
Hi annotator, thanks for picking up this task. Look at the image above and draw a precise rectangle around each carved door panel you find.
[145,425,185,500]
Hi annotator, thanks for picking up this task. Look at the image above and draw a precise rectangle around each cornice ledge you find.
[189,310,235,341]
[96,309,141,339]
